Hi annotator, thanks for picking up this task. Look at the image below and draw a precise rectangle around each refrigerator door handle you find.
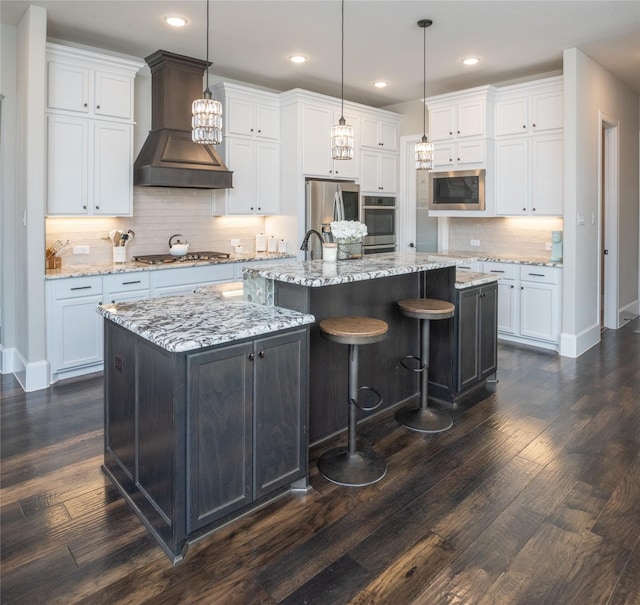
[333,190,345,221]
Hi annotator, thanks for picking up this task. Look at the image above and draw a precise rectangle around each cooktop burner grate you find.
[134,251,231,264]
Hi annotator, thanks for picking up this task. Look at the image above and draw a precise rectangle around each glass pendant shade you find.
[192,90,223,144]
[331,117,354,160]
[415,135,433,171]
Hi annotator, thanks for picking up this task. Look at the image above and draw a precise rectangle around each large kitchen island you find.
[98,252,498,562]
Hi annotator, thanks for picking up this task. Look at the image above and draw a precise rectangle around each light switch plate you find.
[230,238,240,246]
[73,245,90,255]
[470,239,480,247]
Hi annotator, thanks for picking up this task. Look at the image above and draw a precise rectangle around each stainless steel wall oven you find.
[361,196,397,254]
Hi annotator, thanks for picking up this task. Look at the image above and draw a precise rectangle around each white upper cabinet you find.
[302,103,360,179]
[222,86,280,140]
[495,77,563,136]
[361,115,398,151]
[427,87,495,142]
[45,43,142,217]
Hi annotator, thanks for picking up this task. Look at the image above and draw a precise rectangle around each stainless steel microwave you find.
[428,169,486,211]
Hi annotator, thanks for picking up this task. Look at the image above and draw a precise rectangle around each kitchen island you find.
[242,252,499,443]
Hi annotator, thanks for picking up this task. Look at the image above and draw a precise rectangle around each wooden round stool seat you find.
[320,316,388,345]
[397,298,455,321]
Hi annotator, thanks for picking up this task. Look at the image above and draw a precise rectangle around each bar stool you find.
[396,298,455,433]
[317,316,388,487]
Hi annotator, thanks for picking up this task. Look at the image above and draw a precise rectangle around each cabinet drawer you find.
[106,272,150,292]
[519,265,558,283]
[482,262,517,280]
[153,264,235,288]
[54,276,103,299]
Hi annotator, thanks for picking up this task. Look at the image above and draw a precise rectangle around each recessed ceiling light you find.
[462,57,480,66]
[373,81,388,88]
[164,16,187,27]
[289,55,308,64]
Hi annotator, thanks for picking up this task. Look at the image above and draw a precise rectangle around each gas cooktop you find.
[134,251,231,265]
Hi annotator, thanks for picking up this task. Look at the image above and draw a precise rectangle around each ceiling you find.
[2,1,639,107]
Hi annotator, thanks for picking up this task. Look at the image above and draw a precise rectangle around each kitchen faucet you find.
[300,229,325,260]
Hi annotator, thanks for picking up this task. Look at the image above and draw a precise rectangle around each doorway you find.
[599,112,619,330]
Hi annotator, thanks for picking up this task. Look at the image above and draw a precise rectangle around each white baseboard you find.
[11,349,50,392]
[497,333,558,352]
[619,299,639,325]
[559,322,601,358]
[0,345,16,374]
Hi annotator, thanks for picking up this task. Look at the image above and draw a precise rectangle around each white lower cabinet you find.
[481,262,562,350]
[46,264,238,383]
[46,276,104,381]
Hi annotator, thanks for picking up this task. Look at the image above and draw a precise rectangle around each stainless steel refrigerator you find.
[304,180,360,259]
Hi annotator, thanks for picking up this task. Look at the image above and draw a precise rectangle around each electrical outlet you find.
[470,239,480,247]
[230,238,240,246]
[545,242,552,250]
[73,245,90,255]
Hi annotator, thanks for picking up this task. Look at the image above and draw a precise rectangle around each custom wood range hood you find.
[134,50,233,189]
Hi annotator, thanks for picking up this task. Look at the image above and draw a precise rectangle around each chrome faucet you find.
[300,229,325,260]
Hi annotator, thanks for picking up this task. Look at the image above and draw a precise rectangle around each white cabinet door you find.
[530,90,563,132]
[456,140,485,165]
[495,96,529,136]
[456,99,485,138]
[227,97,254,137]
[361,152,397,194]
[47,115,89,215]
[497,280,518,334]
[93,122,133,216]
[495,138,528,215]
[520,281,558,342]
[379,154,398,193]
[47,61,90,114]
[530,133,563,215]
[255,103,279,140]
[255,141,280,214]
[361,116,398,151]
[93,70,134,120]
[226,138,256,214]
[54,297,104,371]
[302,104,333,176]
[428,106,455,141]
[227,97,279,140]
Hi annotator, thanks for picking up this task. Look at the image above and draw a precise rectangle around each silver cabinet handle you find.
[70,285,92,290]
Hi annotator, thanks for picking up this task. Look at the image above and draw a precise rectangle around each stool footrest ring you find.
[352,386,383,411]
[400,355,424,373]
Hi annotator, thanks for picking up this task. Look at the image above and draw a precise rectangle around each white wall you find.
[561,48,640,357]
[2,7,49,390]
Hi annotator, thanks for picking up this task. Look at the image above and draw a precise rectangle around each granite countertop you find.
[242,251,459,288]
[97,291,314,353]
[429,250,563,267]
[454,270,499,289]
[45,252,295,280]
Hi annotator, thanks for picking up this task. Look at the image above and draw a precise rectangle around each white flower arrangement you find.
[330,220,368,241]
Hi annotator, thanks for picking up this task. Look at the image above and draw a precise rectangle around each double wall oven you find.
[361,195,397,254]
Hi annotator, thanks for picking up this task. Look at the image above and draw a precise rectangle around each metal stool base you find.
[318,447,387,487]
[395,406,453,433]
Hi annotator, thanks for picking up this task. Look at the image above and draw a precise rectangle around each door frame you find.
[598,111,620,329]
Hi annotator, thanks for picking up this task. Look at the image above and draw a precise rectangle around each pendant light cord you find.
[340,0,345,120]
[422,21,426,138]
[206,0,210,92]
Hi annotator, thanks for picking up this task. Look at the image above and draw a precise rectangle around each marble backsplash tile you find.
[447,216,564,257]
[46,187,267,265]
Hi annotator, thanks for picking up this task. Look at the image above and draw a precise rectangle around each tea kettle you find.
[169,234,190,256]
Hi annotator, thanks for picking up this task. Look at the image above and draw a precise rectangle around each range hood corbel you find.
[134,50,233,189]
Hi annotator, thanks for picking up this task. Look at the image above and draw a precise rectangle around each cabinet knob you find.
[83,205,87,210]
[457,130,460,134]
[95,205,100,210]
[258,129,261,133]
[457,158,460,161]
[250,128,254,132]
[258,351,265,358]
[449,158,453,162]
[510,285,514,289]
[257,207,261,211]
[532,208,536,212]
[449,131,453,135]
[96,105,101,110]
[532,123,536,128]
[409,242,415,248]
[521,286,524,290]
[83,103,88,108]
[378,187,383,190]
[523,125,526,129]
[250,207,254,211]
[248,353,255,361]
[522,207,526,211]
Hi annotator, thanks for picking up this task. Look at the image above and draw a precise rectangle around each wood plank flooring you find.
[2,319,640,604]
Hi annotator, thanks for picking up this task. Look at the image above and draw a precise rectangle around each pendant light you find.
[331,0,354,160]
[192,0,223,144]
[415,18,434,170]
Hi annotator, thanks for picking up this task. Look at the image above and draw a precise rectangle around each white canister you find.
[113,247,127,264]
[267,236,278,253]
[255,233,267,252]
[323,243,337,262]
[277,239,288,253]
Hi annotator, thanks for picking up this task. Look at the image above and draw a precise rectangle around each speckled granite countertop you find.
[97,291,314,353]
[45,252,295,280]
[429,250,563,267]
[454,271,499,289]
[242,252,458,288]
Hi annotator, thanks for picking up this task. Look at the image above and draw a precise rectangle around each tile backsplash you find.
[46,188,268,265]
[447,216,564,257]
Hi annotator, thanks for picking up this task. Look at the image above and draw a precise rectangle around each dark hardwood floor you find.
[2,320,640,604]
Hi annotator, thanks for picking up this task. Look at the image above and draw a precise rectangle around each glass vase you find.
[336,238,364,260]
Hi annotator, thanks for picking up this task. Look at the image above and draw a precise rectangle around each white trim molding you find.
[560,322,601,358]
